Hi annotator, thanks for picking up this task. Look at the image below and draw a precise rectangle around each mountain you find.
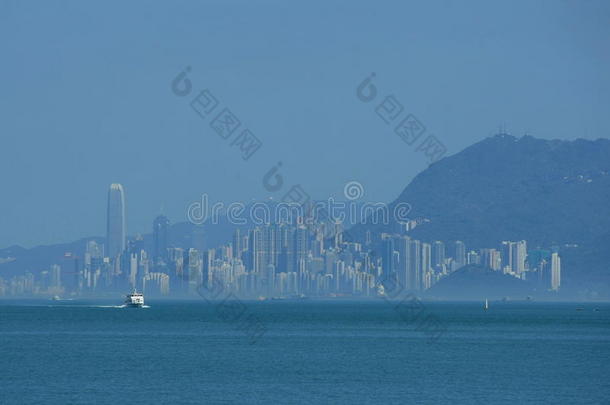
[0,239,102,279]
[350,134,610,297]
[425,264,536,300]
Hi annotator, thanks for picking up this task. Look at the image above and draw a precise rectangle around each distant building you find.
[395,236,410,287]
[50,264,62,292]
[480,248,501,271]
[501,240,527,275]
[246,227,262,274]
[106,183,126,258]
[551,252,561,291]
[467,250,480,265]
[408,239,422,290]
[188,248,202,293]
[422,243,432,275]
[432,241,445,269]
[501,241,513,270]
[143,272,170,295]
[61,252,80,293]
[232,229,242,260]
[453,241,466,268]
[152,215,170,265]
[381,235,395,278]
[513,240,527,275]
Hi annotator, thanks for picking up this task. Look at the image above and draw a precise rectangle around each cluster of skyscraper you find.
[0,184,561,297]
[380,236,560,293]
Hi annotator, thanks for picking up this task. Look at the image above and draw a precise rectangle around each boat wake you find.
[96,305,128,308]
[42,303,150,309]
[44,304,128,309]
[115,304,150,309]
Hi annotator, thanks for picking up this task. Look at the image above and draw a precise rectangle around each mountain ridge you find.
[2,134,609,297]
[349,134,610,296]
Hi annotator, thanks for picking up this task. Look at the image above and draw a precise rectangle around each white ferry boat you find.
[124,290,145,308]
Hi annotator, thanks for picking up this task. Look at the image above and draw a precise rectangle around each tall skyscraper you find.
[232,229,242,260]
[277,224,291,273]
[551,252,561,291]
[247,227,264,274]
[453,241,466,268]
[294,225,308,275]
[50,264,62,290]
[188,248,202,292]
[106,183,126,258]
[381,235,395,278]
[266,225,279,268]
[480,248,501,271]
[432,241,445,269]
[502,240,527,274]
[61,252,80,293]
[408,239,421,290]
[511,240,527,275]
[421,243,432,276]
[152,215,170,265]
[396,236,410,287]
[501,241,513,270]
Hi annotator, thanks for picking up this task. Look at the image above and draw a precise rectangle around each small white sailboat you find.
[484,298,489,310]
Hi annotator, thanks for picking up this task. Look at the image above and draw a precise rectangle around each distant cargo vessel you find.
[124,290,144,308]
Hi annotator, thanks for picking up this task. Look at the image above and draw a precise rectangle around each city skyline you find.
[2,131,607,300]
[0,182,562,299]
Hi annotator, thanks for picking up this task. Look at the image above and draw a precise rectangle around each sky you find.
[0,0,609,248]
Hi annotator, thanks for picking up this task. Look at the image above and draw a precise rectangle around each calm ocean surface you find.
[0,299,608,404]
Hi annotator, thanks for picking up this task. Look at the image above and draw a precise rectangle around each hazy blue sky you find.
[1,0,609,248]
